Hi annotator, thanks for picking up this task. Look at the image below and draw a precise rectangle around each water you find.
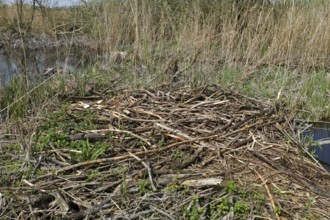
[0,35,94,88]
[299,122,330,171]
[0,53,18,87]
[0,49,77,88]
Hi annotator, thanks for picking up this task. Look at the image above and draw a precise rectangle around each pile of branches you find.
[1,85,329,219]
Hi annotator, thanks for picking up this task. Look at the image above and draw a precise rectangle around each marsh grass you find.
[88,0,330,71]
[0,2,329,219]
[0,0,329,121]
[3,1,330,69]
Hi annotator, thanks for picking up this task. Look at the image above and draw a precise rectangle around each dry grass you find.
[0,0,329,120]
[1,0,330,73]
[85,0,330,74]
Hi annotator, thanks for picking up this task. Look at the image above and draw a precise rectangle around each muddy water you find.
[300,122,330,171]
[0,52,18,86]
[0,34,96,88]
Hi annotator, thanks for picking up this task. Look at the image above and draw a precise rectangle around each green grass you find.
[1,63,329,122]
[237,69,330,120]
[183,181,270,219]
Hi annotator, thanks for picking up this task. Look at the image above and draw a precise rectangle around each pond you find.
[299,121,330,171]
[0,49,77,87]
[0,34,95,89]
[0,52,18,86]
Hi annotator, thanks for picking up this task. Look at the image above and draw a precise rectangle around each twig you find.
[150,205,175,220]
[154,123,210,149]
[62,196,115,219]
[84,128,151,146]
[231,107,275,130]
[250,167,280,220]
[127,152,157,192]
[250,149,330,197]
[31,136,201,182]
[274,123,327,172]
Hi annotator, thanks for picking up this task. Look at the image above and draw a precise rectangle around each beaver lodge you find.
[0,85,329,219]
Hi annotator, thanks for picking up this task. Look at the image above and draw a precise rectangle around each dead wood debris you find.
[1,85,330,219]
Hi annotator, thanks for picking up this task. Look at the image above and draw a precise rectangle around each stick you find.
[84,128,151,146]
[127,152,157,192]
[250,167,280,220]
[32,131,255,182]
[150,205,175,220]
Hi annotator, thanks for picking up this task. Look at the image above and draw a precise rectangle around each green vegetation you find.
[0,0,329,120]
[165,183,181,192]
[0,1,328,219]
[253,193,265,203]
[138,179,152,196]
[184,181,255,219]
[226,180,238,194]
[172,150,183,160]
[87,169,100,181]
[305,193,317,218]
[187,196,204,220]
[275,207,283,215]
[216,197,231,216]
[80,139,109,161]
